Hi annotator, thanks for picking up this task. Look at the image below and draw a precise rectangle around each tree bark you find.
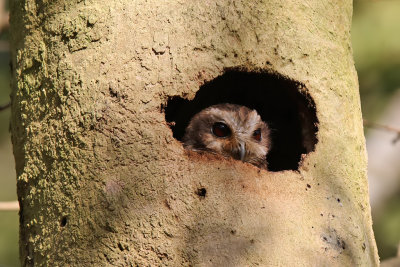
[10,0,379,266]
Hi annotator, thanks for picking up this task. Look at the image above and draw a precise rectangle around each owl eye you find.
[253,128,262,141]
[212,122,231,138]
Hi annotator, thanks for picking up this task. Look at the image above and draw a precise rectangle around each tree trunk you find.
[10,0,379,266]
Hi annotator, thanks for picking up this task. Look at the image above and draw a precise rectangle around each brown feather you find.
[183,104,270,169]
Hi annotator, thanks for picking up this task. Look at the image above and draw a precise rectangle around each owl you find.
[183,103,271,169]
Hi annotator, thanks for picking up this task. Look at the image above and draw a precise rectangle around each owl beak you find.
[239,142,246,161]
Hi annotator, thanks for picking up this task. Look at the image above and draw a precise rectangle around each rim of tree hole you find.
[164,69,319,172]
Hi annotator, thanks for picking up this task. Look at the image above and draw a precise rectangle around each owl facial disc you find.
[183,103,271,169]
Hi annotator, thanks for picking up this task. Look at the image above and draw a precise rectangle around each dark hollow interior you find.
[164,70,318,171]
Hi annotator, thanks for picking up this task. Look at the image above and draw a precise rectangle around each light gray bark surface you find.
[10,0,378,266]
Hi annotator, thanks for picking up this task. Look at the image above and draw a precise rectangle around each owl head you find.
[182,103,271,169]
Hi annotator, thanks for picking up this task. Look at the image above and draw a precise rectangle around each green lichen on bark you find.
[10,0,378,266]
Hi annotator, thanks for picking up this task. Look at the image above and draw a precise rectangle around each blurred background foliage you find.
[353,0,400,120]
[0,0,400,266]
[352,0,400,261]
